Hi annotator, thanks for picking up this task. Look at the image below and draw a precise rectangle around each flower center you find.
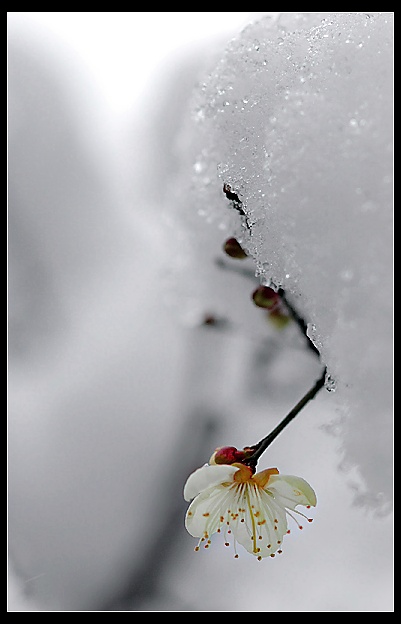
[232,463,254,482]
[232,463,280,488]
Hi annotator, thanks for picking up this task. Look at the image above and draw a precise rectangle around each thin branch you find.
[278,288,320,357]
[244,367,326,470]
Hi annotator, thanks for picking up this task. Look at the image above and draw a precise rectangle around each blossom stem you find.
[278,288,320,357]
[244,368,326,470]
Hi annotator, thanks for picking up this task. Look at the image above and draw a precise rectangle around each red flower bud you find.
[223,237,248,259]
[252,286,280,309]
[210,446,247,465]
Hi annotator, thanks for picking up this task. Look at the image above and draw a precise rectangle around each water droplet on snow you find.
[306,323,322,351]
[324,373,337,393]
[306,322,316,338]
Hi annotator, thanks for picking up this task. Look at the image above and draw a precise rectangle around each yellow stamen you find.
[245,487,258,554]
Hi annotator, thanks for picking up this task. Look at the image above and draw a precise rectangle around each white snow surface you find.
[174,12,393,506]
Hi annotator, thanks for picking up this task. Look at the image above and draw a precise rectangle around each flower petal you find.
[267,474,317,509]
[183,464,239,502]
[185,484,233,537]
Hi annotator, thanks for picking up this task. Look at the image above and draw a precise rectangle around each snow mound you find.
[181,12,393,505]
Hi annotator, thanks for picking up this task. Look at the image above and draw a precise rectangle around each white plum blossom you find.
[184,462,316,560]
